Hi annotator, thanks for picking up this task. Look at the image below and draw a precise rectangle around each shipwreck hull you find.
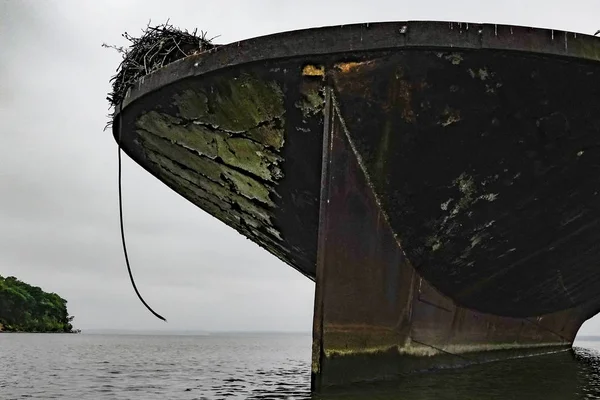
[112,21,600,391]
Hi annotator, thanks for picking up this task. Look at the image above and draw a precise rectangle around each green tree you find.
[0,275,77,333]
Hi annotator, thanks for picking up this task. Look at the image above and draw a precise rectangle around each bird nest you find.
[104,22,218,127]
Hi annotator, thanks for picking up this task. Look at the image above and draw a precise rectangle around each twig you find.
[102,20,218,129]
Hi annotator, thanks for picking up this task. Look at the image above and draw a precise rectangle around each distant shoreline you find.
[80,330,311,336]
[575,336,600,342]
[0,330,81,334]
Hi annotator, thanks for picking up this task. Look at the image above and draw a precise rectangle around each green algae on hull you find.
[172,74,286,133]
[133,72,288,257]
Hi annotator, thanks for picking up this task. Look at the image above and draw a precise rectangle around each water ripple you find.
[2,334,600,399]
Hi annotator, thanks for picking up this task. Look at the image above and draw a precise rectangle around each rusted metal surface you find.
[110,21,600,392]
[311,91,590,389]
[119,22,600,109]
[331,48,600,317]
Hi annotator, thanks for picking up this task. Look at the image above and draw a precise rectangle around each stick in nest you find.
[103,20,219,129]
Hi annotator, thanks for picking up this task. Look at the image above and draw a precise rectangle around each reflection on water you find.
[315,346,600,400]
[1,334,600,399]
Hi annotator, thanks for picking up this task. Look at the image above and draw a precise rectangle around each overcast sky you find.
[2,0,600,335]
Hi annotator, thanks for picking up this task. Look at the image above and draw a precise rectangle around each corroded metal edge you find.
[323,341,570,358]
[316,343,573,391]
[115,20,600,118]
[311,87,334,388]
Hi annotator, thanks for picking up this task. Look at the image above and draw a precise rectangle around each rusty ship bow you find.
[111,21,600,391]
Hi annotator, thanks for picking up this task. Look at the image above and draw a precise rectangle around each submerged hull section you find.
[112,21,600,390]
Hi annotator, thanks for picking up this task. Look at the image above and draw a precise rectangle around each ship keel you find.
[311,87,582,391]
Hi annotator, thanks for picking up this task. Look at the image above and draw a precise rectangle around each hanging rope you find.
[117,105,167,322]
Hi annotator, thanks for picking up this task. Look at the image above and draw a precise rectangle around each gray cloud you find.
[2,0,600,335]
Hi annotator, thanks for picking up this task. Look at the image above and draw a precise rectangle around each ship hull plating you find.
[111,21,600,391]
[311,89,583,389]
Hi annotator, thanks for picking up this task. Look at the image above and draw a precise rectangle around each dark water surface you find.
[1,333,600,399]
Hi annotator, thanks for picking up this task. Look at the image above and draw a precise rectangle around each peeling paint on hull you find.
[130,73,291,263]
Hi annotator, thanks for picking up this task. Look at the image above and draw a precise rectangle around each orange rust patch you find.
[302,64,325,77]
[335,60,374,73]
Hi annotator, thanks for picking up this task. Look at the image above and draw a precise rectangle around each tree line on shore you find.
[0,275,78,333]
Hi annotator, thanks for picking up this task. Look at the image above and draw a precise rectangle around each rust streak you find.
[335,60,374,73]
[303,64,325,77]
